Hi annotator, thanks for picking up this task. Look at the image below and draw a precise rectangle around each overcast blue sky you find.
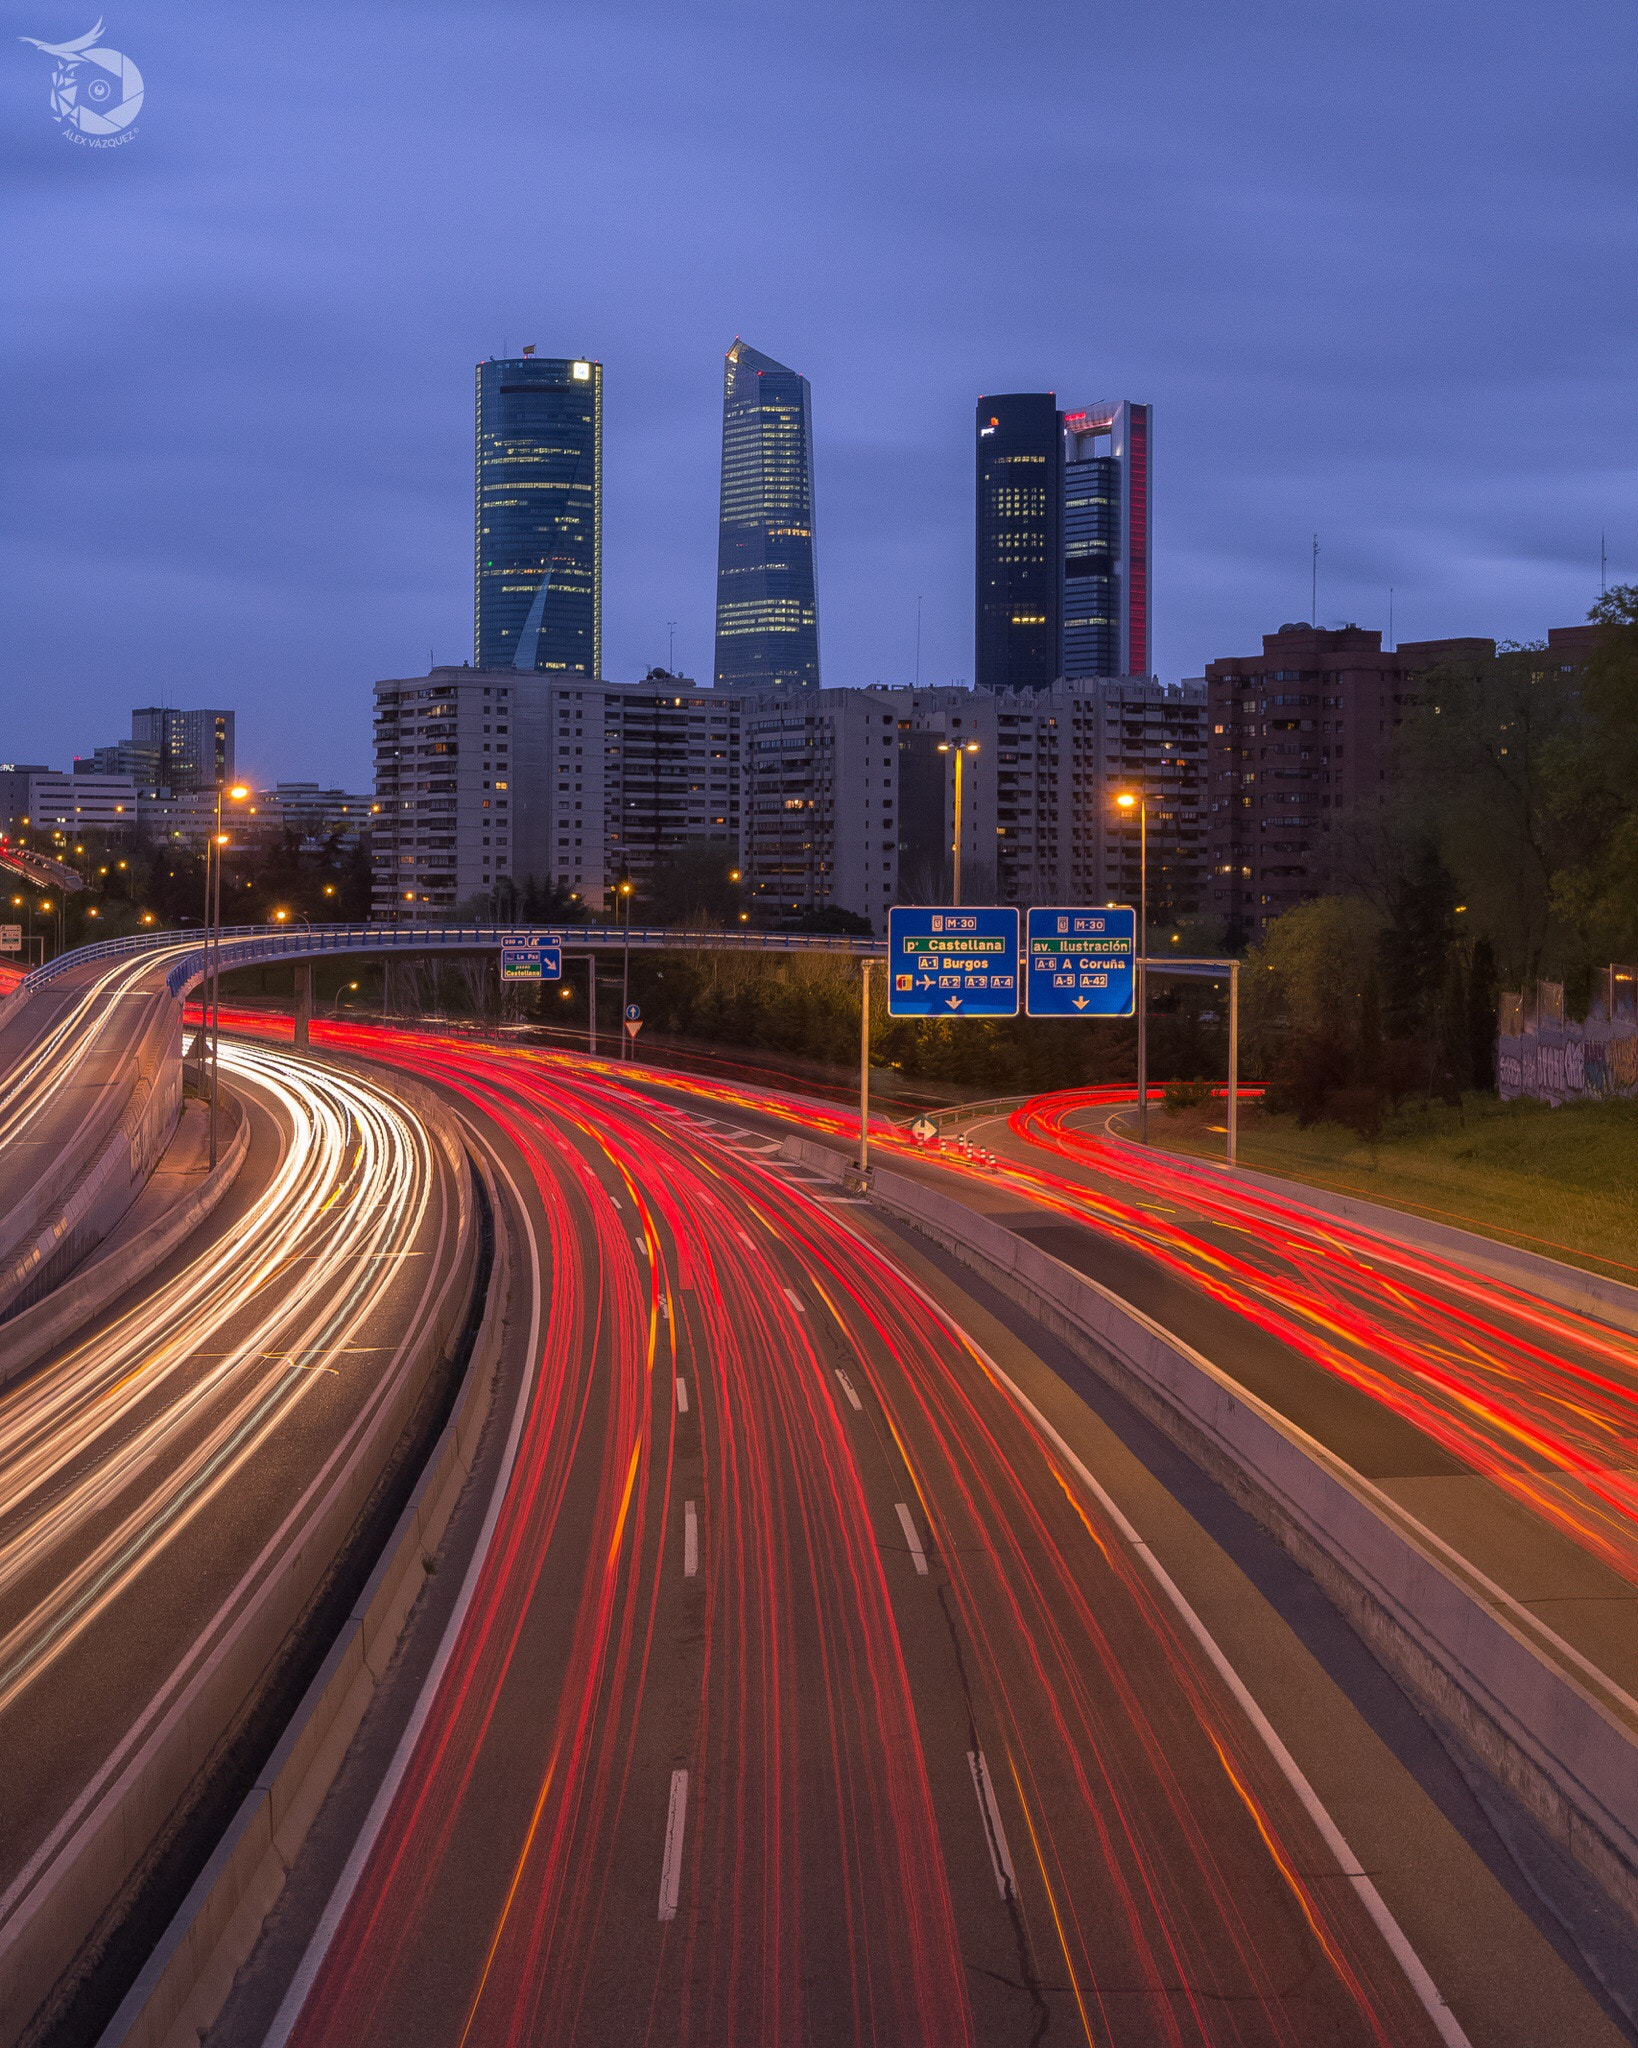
[3,0,1635,786]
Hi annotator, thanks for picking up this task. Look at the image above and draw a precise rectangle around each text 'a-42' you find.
[1024,906,1135,1017]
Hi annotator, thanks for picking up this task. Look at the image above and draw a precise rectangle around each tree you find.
[1243,896,1382,1124]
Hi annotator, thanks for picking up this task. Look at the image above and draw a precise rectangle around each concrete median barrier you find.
[1098,1134,1638,1337]
[782,1133,1638,1928]
[93,1142,513,2048]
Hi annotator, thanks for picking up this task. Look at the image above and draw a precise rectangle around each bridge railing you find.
[20,921,886,998]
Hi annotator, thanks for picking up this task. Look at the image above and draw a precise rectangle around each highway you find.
[495,1050,1638,1711]
[0,1034,471,2042]
[199,1020,1559,2048]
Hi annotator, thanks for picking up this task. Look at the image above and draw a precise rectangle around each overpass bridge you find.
[0,922,882,1322]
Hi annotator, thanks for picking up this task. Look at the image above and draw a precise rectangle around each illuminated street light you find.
[1115,791,1149,1143]
[206,783,252,1169]
[619,879,635,1062]
[936,739,981,905]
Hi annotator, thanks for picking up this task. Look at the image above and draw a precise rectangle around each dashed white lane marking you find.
[659,1294,671,1321]
[635,1238,650,1259]
[895,1501,929,1575]
[675,1375,689,1415]
[782,1286,804,1312]
[738,1230,755,1248]
[968,1750,1018,1901]
[683,1499,699,1579]
[659,1769,689,1921]
[835,1369,863,1413]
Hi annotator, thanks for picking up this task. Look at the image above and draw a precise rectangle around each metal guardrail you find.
[20,921,888,998]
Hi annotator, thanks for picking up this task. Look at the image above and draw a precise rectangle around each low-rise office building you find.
[25,771,139,836]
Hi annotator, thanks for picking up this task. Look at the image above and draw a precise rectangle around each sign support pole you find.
[858,958,872,1175]
[1137,798,1148,1145]
[1228,959,1238,1168]
[589,954,597,1059]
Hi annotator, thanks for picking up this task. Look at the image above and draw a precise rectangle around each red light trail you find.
[234,1016,1452,2046]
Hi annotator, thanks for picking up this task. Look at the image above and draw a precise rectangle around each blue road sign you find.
[1025,906,1135,1017]
[887,906,1020,1018]
[499,941,563,983]
[624,1002,641,1022]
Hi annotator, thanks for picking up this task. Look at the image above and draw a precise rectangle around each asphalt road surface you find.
[215,1027,1512,2048]
[0,1036,463,1984]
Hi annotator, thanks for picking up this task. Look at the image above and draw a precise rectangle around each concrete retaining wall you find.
[0,991,183,1322]
[784,1134,1638,1926]
[0,1083,482,2047]
[0,1096,250,1393]
[96,1145,513,2048]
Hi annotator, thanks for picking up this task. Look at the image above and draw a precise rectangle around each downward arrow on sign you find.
[945,997,962,1011]
[1072,996,1090,1009]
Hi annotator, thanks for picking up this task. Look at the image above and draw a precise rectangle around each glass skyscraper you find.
[975,393,1152,690]
[713,340,820,692]
[475,355,602,675]
[1060,401,1151,680]
[974,393,1063,694]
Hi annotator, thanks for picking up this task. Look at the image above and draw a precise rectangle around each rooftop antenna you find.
[1387,587,1394,652]
[1602,530,1608,595]
[668,620,677,671]
[915,595,923,687]
[1311,533,1319,626]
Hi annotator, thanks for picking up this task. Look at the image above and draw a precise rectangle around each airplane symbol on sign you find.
[918,974,935,987]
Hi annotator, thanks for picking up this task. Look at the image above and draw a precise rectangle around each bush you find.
[1162,1079,1214,1115]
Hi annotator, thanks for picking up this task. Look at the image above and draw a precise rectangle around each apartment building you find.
[371,667,545,920]
[954,678,1206,920]
[1205,624,1493,941]
[739,686,971,924]
[542,673,740,911]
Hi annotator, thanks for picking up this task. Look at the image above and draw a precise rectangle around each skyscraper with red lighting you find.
[1060,401,1151,680]
[975,394,1152,690]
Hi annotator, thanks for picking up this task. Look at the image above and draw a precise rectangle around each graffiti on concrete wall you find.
[1497,972,1638,1103]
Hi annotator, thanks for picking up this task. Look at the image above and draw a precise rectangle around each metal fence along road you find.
[15,922,887,999]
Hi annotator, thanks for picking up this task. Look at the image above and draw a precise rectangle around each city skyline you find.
[3,0,1632,786]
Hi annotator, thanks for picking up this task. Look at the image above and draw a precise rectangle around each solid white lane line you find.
[968,1750,1018,1901]
[835,1369,863,1413]
[895,1501,929,1575]
[658,1769,689,1921]
[782,1287,804,1311]
[675,1376,689,1415]
[683,1501,698,1579]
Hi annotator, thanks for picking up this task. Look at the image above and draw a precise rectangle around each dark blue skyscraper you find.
[713,340,820,692]
[475,354,602,675]
[975,393,1062,695]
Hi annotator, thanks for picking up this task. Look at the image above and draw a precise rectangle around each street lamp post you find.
[208,785,250,1167]
[1116,791,1149,1143]
[619,878,634,1061]
[937,739,980,905]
